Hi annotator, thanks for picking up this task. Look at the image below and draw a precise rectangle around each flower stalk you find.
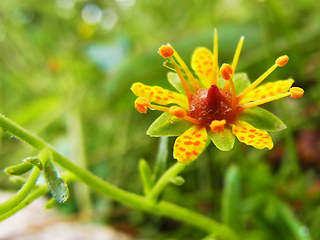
[0,113,237,239]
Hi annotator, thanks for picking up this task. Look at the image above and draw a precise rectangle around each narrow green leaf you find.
[170,176,185,186]
[4,162,33,176]
[23,157,43,170]
[237,107,286,132]
[208,128,235,151]
[153,137,168,180]
[167,72,185,94]
[147,112,193,137]
[221,165,241,232]
[139,159,153,195]
[43,160,69,203]
[44,198,56,209]
[276,199,311,240]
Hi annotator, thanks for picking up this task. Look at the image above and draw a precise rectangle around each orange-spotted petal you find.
[191,47,214,88]
[240,79,294,104]
[231,121,273,150]
[131,82,188,109]
[173,126,207,163]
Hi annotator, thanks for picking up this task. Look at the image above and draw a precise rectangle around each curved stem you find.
[147,162,189,201]
[0,114,237,239]
[0,167,40,215]
[0,185,49,221]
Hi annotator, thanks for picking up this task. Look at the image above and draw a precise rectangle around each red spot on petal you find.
[193,151,198,156]
[192,131,197,135]
[156,96,161,100]
[240,137,245,141]
[186,152,192,156]
[157,91,164,94]
[164,97,168,101]
[168,96,175,99]
[193,141,201,146]
[195,134,201,138]
[179,147,186,151]
[183,136,192,139]
[184,141,192,145]
[249,134,255,138]
[250,129,255,132]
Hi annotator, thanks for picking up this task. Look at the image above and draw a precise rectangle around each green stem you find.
[0,167,40,215]
[0,185,49,221]
[148,162,189,201]
[0,114,237,239]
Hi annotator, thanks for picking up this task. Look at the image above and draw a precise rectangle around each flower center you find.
[188,84,237,127]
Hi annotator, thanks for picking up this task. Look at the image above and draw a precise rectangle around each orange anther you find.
[220,63,233,80]
[275,55,289,67]
[209,120,226,133]
[158,45,174,58]
[169,106,186,118]
[290,87,304,99]
[135,97,151,113]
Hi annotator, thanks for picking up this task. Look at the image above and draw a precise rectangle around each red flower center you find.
[188,84,237,127]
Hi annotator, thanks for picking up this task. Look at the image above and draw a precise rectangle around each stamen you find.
[169,57,193,103]
[290,87,304,99]
[158,45,174,58]
[224,36,244,91]
[135,97,151,113]
[239,92,291,110]
[212,29,219,85]
[149,104,170,112]
[237,55,289,101]
[220,64,237,114]
[171,47,201,91]
[148,103,201,124]
[210,120,226,133]
[169,106,186,118]
[169,105,202,124]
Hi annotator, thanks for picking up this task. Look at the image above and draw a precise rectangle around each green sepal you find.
[147,112,193,137]
[237,107,286,132]
[43,160,69,204]
[23,157,43,170]
[208,128,235,151]
[167,72,185,95]
[218,72,251,94]
[4,162,33,176]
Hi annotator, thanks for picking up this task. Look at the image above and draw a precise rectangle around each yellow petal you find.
[240,79,294,104]
[231,121,273,150]
[173,126,207,162]
[191,47,214,88]
[131,82,188,109]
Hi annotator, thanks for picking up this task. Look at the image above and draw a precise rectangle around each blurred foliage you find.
[0,0,319,239]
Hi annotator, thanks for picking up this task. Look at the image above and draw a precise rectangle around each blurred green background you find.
[0,0,319,239]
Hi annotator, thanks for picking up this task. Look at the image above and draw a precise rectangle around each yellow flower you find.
[131,30,304,163]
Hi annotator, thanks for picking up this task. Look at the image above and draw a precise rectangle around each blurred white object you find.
[0,192,131,240]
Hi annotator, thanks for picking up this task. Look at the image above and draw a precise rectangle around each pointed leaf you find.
[170,176,185,186]
[139,159,153,195]
[237,107,286,132]
[4,162,33,176]
[167,72,185,95]
[147,112,193,137]
[44,160,69,203]
[208,128,235,151]
[153,137,168,180]
[221,165,241,232]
